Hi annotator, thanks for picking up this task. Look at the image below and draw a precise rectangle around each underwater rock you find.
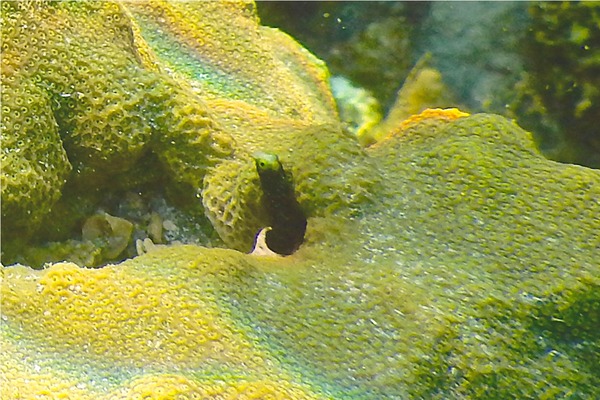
[416,1,529,113]
[82,213,134,260]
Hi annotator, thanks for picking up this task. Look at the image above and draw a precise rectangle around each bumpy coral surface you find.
[1,0,338,257]
[2,1,600,398]
[0,1,223,245]
[3,113,600,398]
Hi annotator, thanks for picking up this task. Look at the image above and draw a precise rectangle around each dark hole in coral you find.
[253,152,307,255]
[264,210,307,256]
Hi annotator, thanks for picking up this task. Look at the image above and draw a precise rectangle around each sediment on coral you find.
[2,113,599,397]
[2,1,600,398]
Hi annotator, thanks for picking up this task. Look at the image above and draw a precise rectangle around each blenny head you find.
[252,151,282,173]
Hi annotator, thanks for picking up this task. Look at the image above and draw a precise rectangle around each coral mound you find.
[3,114,600,398]
[1,1,599,398]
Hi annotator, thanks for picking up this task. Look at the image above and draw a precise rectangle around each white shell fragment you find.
[250,227,281,257]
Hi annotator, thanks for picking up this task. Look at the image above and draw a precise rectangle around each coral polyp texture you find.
[0,1,225,246]
[0,0,338,256]
[2,1,600,398]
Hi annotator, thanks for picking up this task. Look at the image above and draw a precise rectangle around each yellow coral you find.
[1,248,327,399]
[2,1,600,398]
[126,1,339,147]
[110,375,323,400]
[393,107,469,130]
[0,1,235,244]
[362,57,457,145]
[372,107,470,147]
[3,114,600,397]
[202,158,267,252]
[1,0,341,259]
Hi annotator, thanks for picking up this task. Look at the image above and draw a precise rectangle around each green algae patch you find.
[513,2,600,167]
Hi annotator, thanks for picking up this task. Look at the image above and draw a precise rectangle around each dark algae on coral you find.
[253,151,307,255]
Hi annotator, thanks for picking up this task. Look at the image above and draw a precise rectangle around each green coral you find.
[0,76,72,239]
[0,1,234,252]
[0,0,338,264]
[202,124,376,252]
[201,157,265,253]
[3,113,600,397]
[2,1,600,398]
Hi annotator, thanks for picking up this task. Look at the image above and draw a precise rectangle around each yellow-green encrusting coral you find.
[1,0,344,261]
[3,113,600,398]
[1,1,228,248]
[2,1,600,399]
